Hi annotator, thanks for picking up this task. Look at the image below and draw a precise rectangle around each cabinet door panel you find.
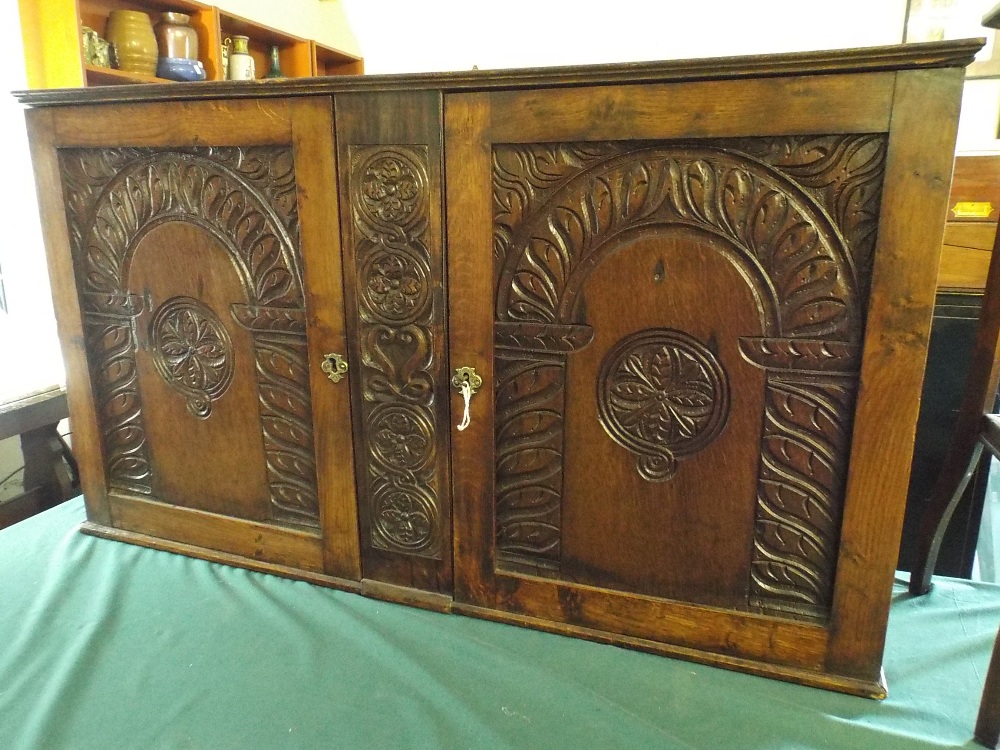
[444,71,954,695]
[31,99,360,578]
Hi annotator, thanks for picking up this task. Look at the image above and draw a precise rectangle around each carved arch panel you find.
[493,136,886,619]
[59,146,320,528]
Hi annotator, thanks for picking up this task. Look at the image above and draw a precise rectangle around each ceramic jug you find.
[105,10,157,76]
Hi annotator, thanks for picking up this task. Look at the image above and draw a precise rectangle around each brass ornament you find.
[321,353,349,383]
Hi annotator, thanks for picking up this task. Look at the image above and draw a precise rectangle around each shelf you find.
[312,42,364,77]
[84,64,173,86]
[18,0,362,89]
[219,11,311,80]
[78,0,222,83]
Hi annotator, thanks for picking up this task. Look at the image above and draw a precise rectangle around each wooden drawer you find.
[939,156,1000,291]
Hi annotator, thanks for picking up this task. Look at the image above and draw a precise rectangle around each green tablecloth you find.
[0,498,995,749]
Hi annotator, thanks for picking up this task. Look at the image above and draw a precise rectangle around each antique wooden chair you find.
[909,213,1000,747]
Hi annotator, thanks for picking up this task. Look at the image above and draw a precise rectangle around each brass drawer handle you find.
[451,366,482,431]
[321,353,348,383]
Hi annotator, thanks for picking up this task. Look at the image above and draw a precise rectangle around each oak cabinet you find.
[21,40,977,698]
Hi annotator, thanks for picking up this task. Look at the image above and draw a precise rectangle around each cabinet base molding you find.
[360,579,454,613]
[451,601,888,700]
[79,521,361,594]
[80,517,887,698]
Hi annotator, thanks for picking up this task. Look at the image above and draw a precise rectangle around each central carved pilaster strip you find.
[349,145,443,559]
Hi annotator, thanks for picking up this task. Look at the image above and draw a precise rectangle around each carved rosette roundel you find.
[597,328,730,481]
[150,296,234,419]
[369,404,434,473]
[372,484,438,552]
[358,152,425,230]
[361,249,429,323]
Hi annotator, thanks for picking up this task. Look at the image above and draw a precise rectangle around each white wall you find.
[341,0,999,153]
[0,0,63,403]
[340,0,908,73]
[217,0,359,54]
[957,79,1000,152]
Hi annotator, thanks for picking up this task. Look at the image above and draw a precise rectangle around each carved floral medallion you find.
[358,152,424,228]
[372,484,438,552]
[597,328,730,481]
[149,296,234,419]
[369,404,434,473]
[361,250,429,323]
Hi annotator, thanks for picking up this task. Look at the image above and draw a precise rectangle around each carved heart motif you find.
[362,324,434,405]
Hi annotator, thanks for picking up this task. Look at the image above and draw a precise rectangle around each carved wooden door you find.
[29,98,359,580]
[444,69,957,694]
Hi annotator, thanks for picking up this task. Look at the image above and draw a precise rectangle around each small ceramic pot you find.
[228,35,255,81]
[105,10,157,76]
[92,36,113,69]
[157,57,207,82]
[155,12,198,61]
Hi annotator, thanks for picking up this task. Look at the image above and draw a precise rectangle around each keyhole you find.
[707,332,720,356]
[653,259,665,284]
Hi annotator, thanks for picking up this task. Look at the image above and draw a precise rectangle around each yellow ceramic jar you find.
[105,10,157,76]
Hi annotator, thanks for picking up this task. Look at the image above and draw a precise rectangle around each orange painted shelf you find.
[18,0,362,89]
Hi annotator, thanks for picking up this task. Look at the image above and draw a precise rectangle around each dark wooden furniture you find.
[898,156,1000,580]
[18,39,978,698]
[0,386,77,529]
[909,168,1000,748]
[981,635,1000,748]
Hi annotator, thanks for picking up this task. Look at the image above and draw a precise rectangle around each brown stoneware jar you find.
[155,12,199,61]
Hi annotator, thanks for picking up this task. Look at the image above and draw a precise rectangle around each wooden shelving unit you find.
[84,63,173,86]
[312,41,364,76]
[18,0,362,89]
[218,10,311,80]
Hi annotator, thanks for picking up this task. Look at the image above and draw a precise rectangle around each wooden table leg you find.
[977,628,1000,748]
[0,422,76,530]
[21,423,73,509]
